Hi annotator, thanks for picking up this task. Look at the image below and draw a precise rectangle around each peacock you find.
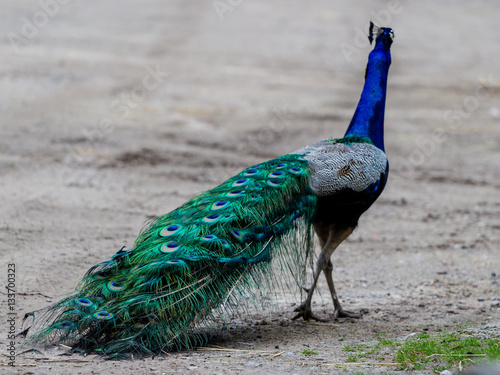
[24,23,394,357]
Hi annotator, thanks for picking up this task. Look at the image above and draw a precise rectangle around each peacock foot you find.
[292,303,327,322]
[334,308,361,319]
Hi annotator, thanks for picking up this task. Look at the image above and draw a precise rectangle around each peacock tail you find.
[25,154,318,357]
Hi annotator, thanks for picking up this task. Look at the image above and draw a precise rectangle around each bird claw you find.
[334,308,361,319]
[292,304,327,322]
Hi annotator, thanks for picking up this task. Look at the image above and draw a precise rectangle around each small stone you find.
[478,297,485,302]
[490,300,499,308]
[439,370,453,375]
[490,107,500,119]
[403,332,417,340]
[243,362,262,367]
[282,352,296,357]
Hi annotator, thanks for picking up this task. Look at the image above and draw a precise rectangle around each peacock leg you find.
[292,225,354,321]
[324,259,361,318]
[292,250,329,321]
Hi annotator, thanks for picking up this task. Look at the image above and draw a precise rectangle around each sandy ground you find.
[1,1,500,374]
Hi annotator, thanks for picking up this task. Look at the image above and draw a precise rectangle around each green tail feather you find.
[24,154,318,357]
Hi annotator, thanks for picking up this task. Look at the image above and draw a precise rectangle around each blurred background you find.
[1,1,499,373]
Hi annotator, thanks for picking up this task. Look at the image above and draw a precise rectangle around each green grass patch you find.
[300,349,318,355]
[346,354,359,362]
[395,331,500,371]
[337,329,499,372]
[341,345,357,352]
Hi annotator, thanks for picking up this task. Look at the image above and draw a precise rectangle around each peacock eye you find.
[76,298,92,306]
[233,178,248,187]
[211,200,229,210]
[58,322,73,328]
[160,224,182,237]
[108,281,125,291]
[226,190,244,197]
[94,311,114,320]
[267,179,280,187]
[160,242,180,253]
[229,229,243,240]
[203,213,220,223]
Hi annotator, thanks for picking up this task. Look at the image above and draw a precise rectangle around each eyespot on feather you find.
[160,224,182,237]
[160,242,180,254]
[211,200,228,210]
[268,171,284,178]
[58,321,74,329]
[201,234,216,241]
[94,311,114,320]
[107,281,125,292]
[202,213,220,223]
[226,190,244,197]
[243,169,258,176]
[232,178,248,187]
[94,272,107,280]
[229,229,244,241]
[76,298,93,307]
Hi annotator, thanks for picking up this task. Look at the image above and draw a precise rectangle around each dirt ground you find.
[1,1,500,374]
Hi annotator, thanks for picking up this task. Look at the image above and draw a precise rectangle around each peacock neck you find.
[344,44,391,152]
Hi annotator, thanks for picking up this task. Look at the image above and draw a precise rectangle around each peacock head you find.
[369,21,394,49]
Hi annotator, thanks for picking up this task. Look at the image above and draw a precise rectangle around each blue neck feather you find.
[344,36,392,152]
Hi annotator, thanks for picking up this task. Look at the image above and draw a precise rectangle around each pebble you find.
[440,370,453,375]
[401,332,417,340]
[490,107,500,119]
[477,297,485,302]
[490,300,499,307]
[282,352,296,357]
[243,362,262,367]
